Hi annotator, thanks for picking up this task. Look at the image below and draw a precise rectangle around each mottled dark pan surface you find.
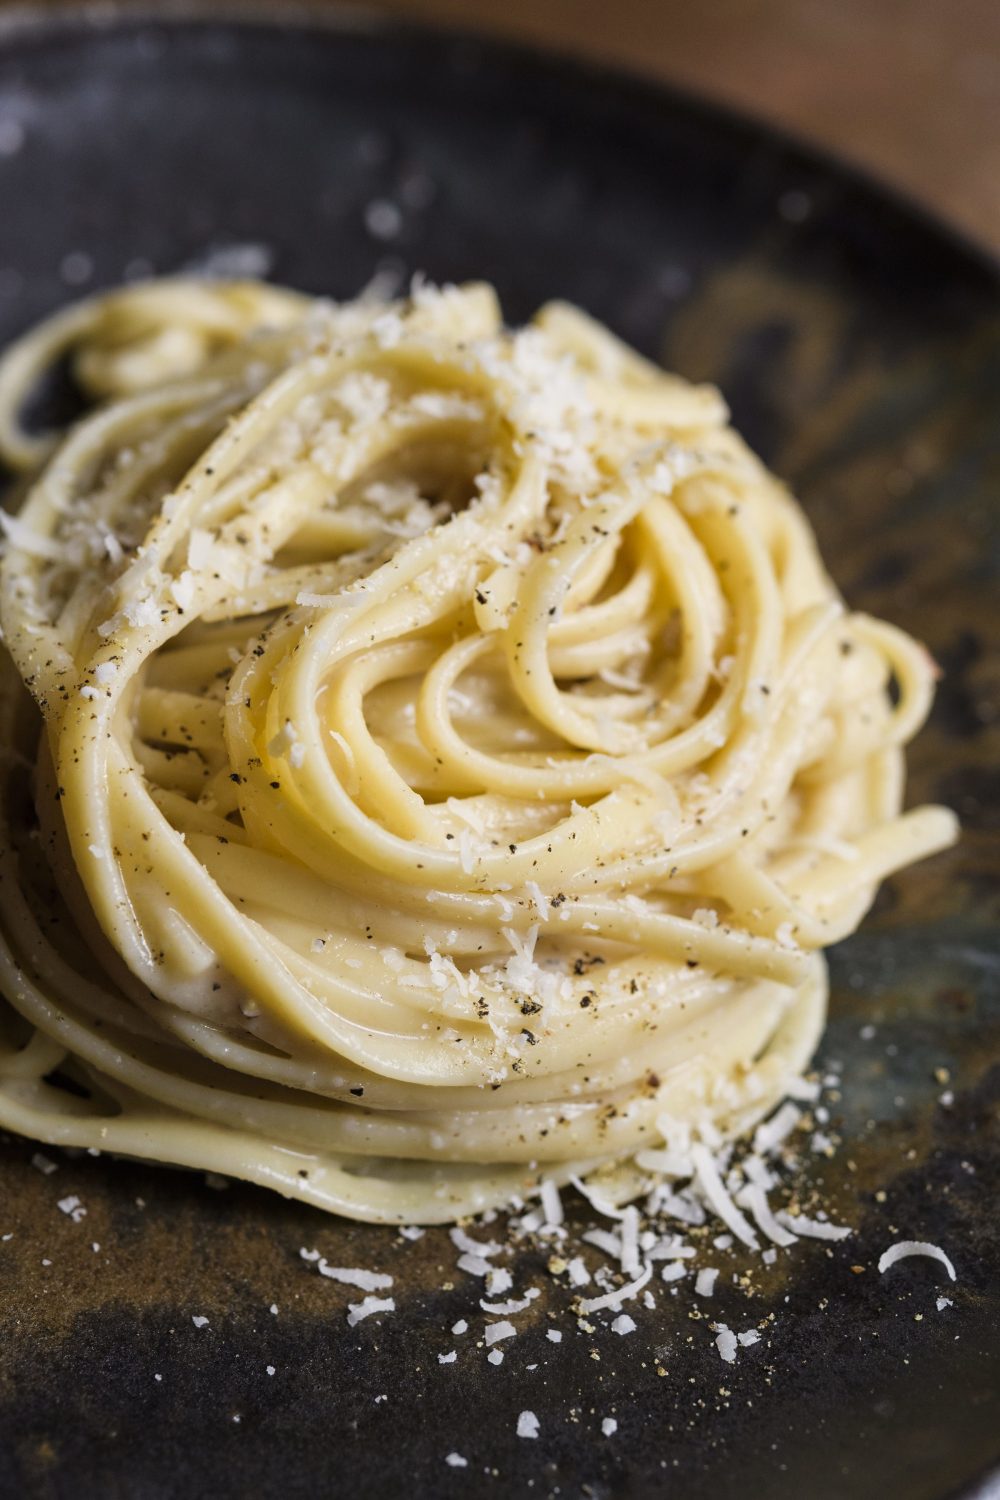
[0,9,998,1499]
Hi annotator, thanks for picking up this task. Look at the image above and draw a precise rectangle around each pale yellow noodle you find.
[0,278,956,1222]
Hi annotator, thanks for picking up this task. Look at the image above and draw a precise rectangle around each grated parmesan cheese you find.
[457,1252,494,1278]
[566,1256,591,1287]
[753,1102,802,1154]
[776,1210,852,1241]
[485,1266,513,1297]
[524,881,549,923]
[516,1410,540,1439]
[539,1179,564,1228]
[299,1250,392,1292]
[582,1228,622,1259]
[690,1143,759,1250]
[877,1241,956,1281]
[170,571,196,611]
[481,1289,540,1316]
[0,511,64,561]
[484,1320,517,1346]
[346,1295,395,1326]
[714,1325,738,1363]
[577,1262,652,1314]
[450,1226,502,1258]
[736,1184,798,1247]
[569,1174,624,1220]
[620,1205,641,1276]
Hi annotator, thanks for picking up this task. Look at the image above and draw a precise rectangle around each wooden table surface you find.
[360,0,1000,254]
[3,0,998,250]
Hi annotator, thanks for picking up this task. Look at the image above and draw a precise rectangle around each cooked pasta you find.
[0,277,956,1222]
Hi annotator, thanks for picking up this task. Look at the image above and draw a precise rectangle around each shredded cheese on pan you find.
[878,1241,957,1281]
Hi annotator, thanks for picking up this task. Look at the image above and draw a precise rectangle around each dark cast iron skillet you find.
[0,6,997,1497]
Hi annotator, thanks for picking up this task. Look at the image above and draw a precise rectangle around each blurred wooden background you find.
[4,0,997,249]
[360,0,1000,252]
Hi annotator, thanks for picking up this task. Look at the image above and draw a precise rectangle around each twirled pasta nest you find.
[0,279,955,1221]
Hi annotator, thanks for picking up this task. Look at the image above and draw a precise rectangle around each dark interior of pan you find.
[0,7,997,1498]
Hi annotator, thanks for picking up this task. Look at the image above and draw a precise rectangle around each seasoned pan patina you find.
[0,9,997,1498]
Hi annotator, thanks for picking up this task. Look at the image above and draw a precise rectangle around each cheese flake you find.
[516,1411,539,1440]
[877,1241,956,1282]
